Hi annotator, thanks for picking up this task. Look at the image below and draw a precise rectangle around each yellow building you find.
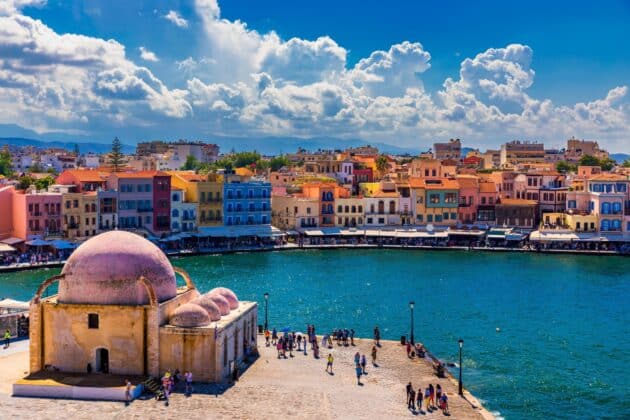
[335,197,365,227]
[24,231,257,396]
[409,177,460,226]
[542,212,598,232]
[271,195,319,229]
[61,192,98,239]
[168,171,223,226]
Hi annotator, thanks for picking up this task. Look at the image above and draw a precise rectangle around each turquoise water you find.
[1,250,629,419]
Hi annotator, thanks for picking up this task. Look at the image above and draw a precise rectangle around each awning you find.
[50,239,77,250]
[529,231,579,242]
[26,238,51,247]
[0,237,24,246]
[0,243,16,253]
[0,298,29,311]
[447,230,486,237]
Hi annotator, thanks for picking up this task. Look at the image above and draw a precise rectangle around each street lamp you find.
[264,292,269,331]
[409,301,415,345]
[458,338,464,396]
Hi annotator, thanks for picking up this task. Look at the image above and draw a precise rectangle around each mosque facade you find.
[28,231,257,382]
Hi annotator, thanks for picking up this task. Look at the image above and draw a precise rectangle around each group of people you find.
[155,369,194,406]
[405,382,449,414]
[264,325,322,359]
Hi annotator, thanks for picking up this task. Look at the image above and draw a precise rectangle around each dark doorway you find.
[96,348,109,373]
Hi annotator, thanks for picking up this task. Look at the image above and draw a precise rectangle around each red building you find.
[56,169,108,192]
[152,173,171,233]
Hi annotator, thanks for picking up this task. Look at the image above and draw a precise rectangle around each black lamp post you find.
[264,292,269,331]
[409,301,415,345]
[458,338,464,396]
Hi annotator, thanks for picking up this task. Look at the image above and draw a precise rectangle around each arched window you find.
[172,193,179,202]
[601,202,611,214]
[351,205,356,213]
[600,219,610,231]
[172,209,179,217]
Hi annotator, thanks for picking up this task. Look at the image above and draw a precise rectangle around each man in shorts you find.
[326,353,334,374]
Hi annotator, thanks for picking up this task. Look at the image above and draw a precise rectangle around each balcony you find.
[68,223,80,229]
[30,212,43,216]
[182,216,196,221]
[137,208,153,213]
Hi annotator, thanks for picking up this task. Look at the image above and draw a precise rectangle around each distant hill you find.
[210,135,420,155]
[0,137,134,154]
[611,153,629,163]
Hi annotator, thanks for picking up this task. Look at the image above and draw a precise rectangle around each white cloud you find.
[138,46,159,62]
[164,10,188,28]
[0,0,628,151]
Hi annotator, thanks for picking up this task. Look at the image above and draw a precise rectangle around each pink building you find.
[456,175,479,224]
[0,186,14,240]
[11,190,62,240]
[107,171,171,234]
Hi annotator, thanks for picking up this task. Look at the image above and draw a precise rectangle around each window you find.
[435,215,442,222]
[172,193,179,202]
[451,212,457,220]
[306,207,311,214]
[88,313,99,329]
[338,205,343,213]
[444,212,449,220]
[444,193,457,203]
[427,214,433,222]
[429,194,440,204]
[417,214,423,222]
[137,184,143,193]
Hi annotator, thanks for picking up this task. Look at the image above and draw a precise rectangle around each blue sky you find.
[2,0,629,151]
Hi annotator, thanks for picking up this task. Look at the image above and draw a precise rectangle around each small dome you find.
[191,295,222,321]
[58,231,177,305]
[169,303,211,328]
[209,287,239,310]
[206,293,230,315]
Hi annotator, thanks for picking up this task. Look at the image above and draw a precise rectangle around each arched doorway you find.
[95,348,109,373]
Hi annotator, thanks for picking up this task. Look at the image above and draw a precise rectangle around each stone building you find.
[28,231,257,383]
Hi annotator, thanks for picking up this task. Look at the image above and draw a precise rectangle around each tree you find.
[598,158,616,171]
[556,161,577,173]
[233,151,261,168]
[0,146,12,177]
[34,175,55,191]
[579,155,600,167]
[28,162,44,173]
[109,137,124,172]
[182,154,199,171]
[73,143,80,156]
[376,155,389,175]
[623,159,630,168]
[17,175,34,190]
[269,155,290,171]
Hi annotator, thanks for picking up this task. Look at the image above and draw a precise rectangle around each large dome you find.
[58,231,177,305]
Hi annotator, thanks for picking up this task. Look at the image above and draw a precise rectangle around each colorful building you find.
[61,190,98,240]
[107,171,171,234]
[11,190,62,240]
[56,169,107,192]
[301,182,348,227]
[169,171,223,227]
[495,199,538,229]
[223,176,271,226]
[170,188,197,233]
[271,195,319,230]
[410,178,459,226]
[335,197,365,227]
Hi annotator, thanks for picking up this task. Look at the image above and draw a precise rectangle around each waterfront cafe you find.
[299,227,449,246]
[193,225,286,249]
[446,228,487,246]
[529,230,630,251]
[486,228,528,247]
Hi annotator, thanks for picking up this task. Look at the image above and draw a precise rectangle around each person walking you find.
[264,329,270,346]
[354,351,360,367]
[429,383,435,408]
[408,386,416,410]
[406,382,413,408]
[360,354,367,374]
[325,353,334,374]
[271,328,278,345]
[424,386,431,411]
[435,383,442,406]
[297,333,302,350]
[350,328,355,346]
[355,364,363,385]
[416,385,423,412]
[185,371,193,395]
[371,346,378,365]
[374,326,380,346]
[3,329,10,349]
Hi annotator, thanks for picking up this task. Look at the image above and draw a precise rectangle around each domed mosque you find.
[27,231,258,384]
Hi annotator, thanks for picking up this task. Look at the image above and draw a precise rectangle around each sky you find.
[1,0,629,152]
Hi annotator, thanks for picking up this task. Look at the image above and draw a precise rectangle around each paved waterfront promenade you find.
[0,336,492,419]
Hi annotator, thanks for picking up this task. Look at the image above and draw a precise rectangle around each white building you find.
[171,188,197,232]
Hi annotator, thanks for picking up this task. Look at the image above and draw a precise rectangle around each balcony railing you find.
[137,208,153,213]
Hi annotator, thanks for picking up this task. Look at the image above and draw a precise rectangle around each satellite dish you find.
[426,223,434,233]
